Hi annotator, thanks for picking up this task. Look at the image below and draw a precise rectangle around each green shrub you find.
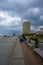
[18,35,21,38]
[22,34,26,41]
[29,36,39,45]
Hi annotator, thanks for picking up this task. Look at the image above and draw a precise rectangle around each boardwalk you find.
[9,38,25,65]
[0,37,25,65]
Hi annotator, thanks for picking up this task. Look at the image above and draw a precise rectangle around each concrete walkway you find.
[0,37,16,65]
[9,39,25,65]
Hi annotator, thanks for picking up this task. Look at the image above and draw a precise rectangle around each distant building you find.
[40,28,43,35]
[23,21,30,34]
[36,28,43,35]
[13,33,15,36]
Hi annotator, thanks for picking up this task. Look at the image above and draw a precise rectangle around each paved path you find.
[0,37,25,65]
[0,37,16,65]
[9,38,25,65]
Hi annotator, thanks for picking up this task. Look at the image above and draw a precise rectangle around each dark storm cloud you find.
[0,0,43,34]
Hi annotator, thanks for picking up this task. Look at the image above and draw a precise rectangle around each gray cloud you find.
[0,0,43,35]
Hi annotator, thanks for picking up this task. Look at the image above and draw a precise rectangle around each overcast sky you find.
[0,0,43,35]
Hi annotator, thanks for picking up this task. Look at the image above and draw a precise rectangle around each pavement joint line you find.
[7,37,25,65]
[10,58,24,59]
[9,38,18,57]
[6,38,18,65]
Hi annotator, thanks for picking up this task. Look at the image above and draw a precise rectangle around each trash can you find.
[19,37,23,43]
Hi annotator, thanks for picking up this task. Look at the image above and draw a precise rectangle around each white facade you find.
[36,28,43,35]
[23,21,30,33]
[40,28,43,34]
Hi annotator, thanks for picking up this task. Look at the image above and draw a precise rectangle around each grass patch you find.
[35,36,43,40]
[29,36,39,45]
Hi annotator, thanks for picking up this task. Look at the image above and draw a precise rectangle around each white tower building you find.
[23,21,30,33]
